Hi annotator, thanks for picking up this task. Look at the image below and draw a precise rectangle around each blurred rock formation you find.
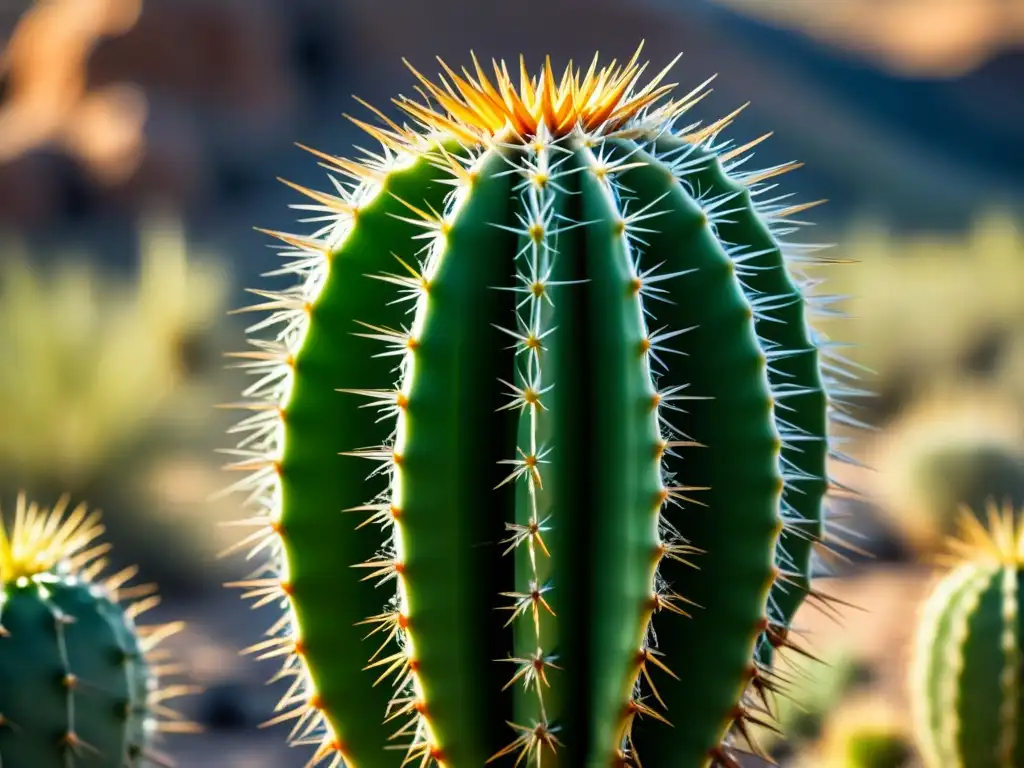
[0,0,1020,236]
[707,0,1024,77]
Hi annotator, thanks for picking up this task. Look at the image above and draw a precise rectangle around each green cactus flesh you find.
[0,577,146,766]
[0,495,190,767]
[662,137,837,670]
[226,47,849,767]
[911,503,1024,768]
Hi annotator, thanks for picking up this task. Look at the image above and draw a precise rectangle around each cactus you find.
[0,493,195,766]
[226,44,855,767]
[910,500,1024,767]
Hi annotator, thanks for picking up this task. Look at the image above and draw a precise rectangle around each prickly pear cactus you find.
[911,501,1024,768]
[226,45,855,767]
[0,494,193,767]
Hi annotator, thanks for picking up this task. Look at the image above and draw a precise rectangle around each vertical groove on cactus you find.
[681,140,831,668]
[997,563,1019,764]
[225,43,840,768]
[910,502,1024,768]
[1001,563,1020,764]
[0,493,194,767]
[573,146,678,763]
[651,133,854,671]
[499,138,584,757]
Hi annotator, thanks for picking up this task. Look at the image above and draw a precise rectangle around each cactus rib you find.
[657,135,831,667]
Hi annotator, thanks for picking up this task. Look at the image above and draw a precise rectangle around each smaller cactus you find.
[910,500,1024,768]
[0,493,195,767]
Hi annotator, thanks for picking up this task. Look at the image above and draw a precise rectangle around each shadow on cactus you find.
[910,500,1024,767]
[223,43,865,767]
[0,493,198,766]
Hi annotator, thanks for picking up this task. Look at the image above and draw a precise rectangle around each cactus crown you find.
[383,42,688,143]
[0,493,106,583]
[943,500,1024,566]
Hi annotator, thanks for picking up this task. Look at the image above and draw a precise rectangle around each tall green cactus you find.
[910,501,1024,768]
[0,494,194,767]
[225,45,855,767]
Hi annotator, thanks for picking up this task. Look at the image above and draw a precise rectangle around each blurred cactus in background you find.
[0,493,196,766]
[910,502,1024,767]
[867,385,1024,556]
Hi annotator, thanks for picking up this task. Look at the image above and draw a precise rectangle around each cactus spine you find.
[910,501,1024,767]
[226,44,853,767]
[0,493,193,767]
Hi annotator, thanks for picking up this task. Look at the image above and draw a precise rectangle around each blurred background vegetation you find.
[0,0,1021,765]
